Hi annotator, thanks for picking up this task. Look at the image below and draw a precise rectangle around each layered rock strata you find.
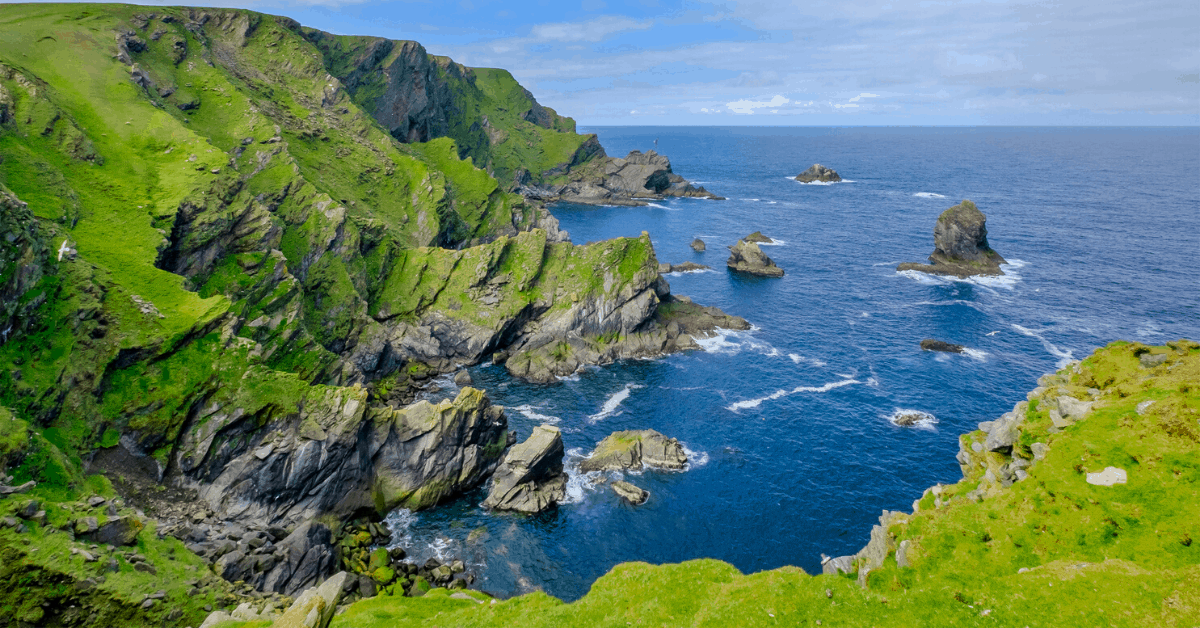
[897,200,1007,278]
[483,424,568,513]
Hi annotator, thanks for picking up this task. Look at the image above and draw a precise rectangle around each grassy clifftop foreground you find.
[317,340,1198,627]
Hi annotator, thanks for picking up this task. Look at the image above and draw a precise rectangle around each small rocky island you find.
[795,164,841,183]
[519,149,722,206]
[727,234,784,277]
[897,200,1007,278]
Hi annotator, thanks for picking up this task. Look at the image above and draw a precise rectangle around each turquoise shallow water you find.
[387,126,1200,601]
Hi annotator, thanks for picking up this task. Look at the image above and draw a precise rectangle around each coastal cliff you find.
[0,4,743,623]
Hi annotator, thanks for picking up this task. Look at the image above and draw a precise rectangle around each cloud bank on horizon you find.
[98,0,1199,125]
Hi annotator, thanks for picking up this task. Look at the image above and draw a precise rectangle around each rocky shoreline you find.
[518,149,723,206]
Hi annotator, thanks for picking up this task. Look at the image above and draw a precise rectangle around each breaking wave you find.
[726,378,861,412]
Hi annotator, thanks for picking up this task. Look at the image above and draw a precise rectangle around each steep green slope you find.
[321,340,1199,628]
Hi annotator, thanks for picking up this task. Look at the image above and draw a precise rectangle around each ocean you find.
[386,126,1200,601]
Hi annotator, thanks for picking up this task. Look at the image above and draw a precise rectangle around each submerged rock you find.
[611,481,649,505]
[580,429,688,472]
[897,200,1006,278]
[483,425,568,513]
[795,164,841,183]
[920,339,964,353]
[690,238,706,252]
[727,238,784,277]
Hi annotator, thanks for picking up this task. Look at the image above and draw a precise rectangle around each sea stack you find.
[482,425,568,513]
[727,235,784,277]
[897,200,1007,278]
[795,164,841,183]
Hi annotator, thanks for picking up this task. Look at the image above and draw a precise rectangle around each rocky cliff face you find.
[897,200,1007,278]
[0,186,56,341]
[483,424,567,513]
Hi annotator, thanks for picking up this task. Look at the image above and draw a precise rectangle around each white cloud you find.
[725,94,789,114]
[530,16,653,43]
[848,92,880,102]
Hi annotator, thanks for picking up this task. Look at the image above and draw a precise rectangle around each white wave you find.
[913,192,947,198]
[646,202,674,210]
[695,328,744,354]
[741,198,761,202]
[887,408,939,430]
[897,265,1021,291]
[767,201,777,204]
[510,404,560,424]
[788,353,827,367]
[1013,324,1075,367]
[1136,321,1163,338]
[961,348,989,362]
[588,383,643,422]
[757,238,786,246]
[726,378,861,412]
[682,445,709,469]
[791,178,856,185]
[665,268,717,276]
[560,448,609,504]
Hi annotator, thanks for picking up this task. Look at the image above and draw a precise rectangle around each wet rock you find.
[659,261,711,274]
[795,164,841,183]
[453,370,473,386]
[580,429,688,472]
[483,425,568,513]
[690,238,705,252]
[611,480,649,505]
[897,200,1006,278]
[920,339,964,353]
[726,238,784,277]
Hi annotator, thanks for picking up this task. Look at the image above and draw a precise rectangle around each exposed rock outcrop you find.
[580,429,688,472]
[611,480,649,505]
[727,238,784,277]
[743,231,774,244]
[180,387,510,530]
[0,186,56,341]
[897,200,1007,278]
[920,339,964,353]
[483,424,568,513]
[521,150,723,206]
[690,238,705,252]
[658,262,710,274]
[795,164,841,183]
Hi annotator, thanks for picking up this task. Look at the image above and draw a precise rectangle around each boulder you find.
[88,515,144,546]
[483,425,568,513]
[260,520,336,595]
[726,239,784,277]
[795,164,841,183]
[580,429,688,472]
[920,339,964,353]
[1085,467,1127,487]
[272,571,350,628]
[897,200,1006,278]
[453,370,473,386]
[611,481,649,505]
[690,238,705,252]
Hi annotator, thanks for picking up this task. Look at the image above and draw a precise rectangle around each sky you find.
[77,0,1200,125]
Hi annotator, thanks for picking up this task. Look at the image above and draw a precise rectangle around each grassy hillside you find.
[318,340,1199,627]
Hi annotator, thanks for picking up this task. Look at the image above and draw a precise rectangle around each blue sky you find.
[100,0,1200,125]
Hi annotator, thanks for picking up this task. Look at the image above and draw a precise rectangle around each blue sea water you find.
[388,127,1200,601]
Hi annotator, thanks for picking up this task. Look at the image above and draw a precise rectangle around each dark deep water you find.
[387,127,1200,601]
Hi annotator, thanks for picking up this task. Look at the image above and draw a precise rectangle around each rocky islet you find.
[897,199,1007,278]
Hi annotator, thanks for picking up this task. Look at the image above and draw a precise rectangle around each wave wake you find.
[726,378,860,412]
[1013,324,1075,367]
[588,383,643,422]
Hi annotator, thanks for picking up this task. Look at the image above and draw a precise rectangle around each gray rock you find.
[1055,395,1094,425]
[453,370,473,386]
[727,239,784,277]
[897,200,1006,278]
[795,164,841,183]
[0,480,35,495]
[611,480,649,505]
[580,429,688,472]
[1136,400,1156,415]
[87,516,144,546]
[821,554,854,576]
[483,425,568,513]
[1139,353,1168,368]
[273,571,350,628]
[1031,442,1050,461]
[896,540,911,568]
[690,238,705,252]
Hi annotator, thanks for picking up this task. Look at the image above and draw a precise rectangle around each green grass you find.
[319,340,1200,628]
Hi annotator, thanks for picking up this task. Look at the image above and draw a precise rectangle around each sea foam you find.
[887,409,939,430]
[1013,324,1075,367]
[588,383,643,422]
